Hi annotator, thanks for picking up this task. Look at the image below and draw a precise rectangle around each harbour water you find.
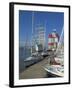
[19,46,31,73]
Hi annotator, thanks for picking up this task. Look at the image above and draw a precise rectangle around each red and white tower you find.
[48,29,59,50]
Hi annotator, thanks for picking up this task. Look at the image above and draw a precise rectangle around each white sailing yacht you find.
[24,12,43,67]
[55,26,64,65]
[43,26,64,77]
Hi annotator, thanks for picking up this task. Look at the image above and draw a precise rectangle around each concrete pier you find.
[19,57,49,79]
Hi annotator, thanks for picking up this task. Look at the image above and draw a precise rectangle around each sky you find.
[19,10,64,47]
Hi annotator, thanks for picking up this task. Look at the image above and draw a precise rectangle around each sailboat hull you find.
[24,54,43,68]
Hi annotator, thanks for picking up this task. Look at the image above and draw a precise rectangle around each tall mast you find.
[56,25,64,54]
[44,21,46,50]
[31,11,34,54]
[32,12,34,39]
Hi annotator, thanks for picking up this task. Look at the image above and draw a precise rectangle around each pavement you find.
[19,56,49,79]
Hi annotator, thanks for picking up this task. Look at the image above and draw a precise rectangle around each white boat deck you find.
[43,64,64,77]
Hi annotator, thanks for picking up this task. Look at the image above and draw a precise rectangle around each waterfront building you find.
[33,24,46,51]
[48,29,59,50]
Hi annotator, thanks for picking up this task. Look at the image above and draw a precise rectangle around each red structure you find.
[48,30,59,50]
